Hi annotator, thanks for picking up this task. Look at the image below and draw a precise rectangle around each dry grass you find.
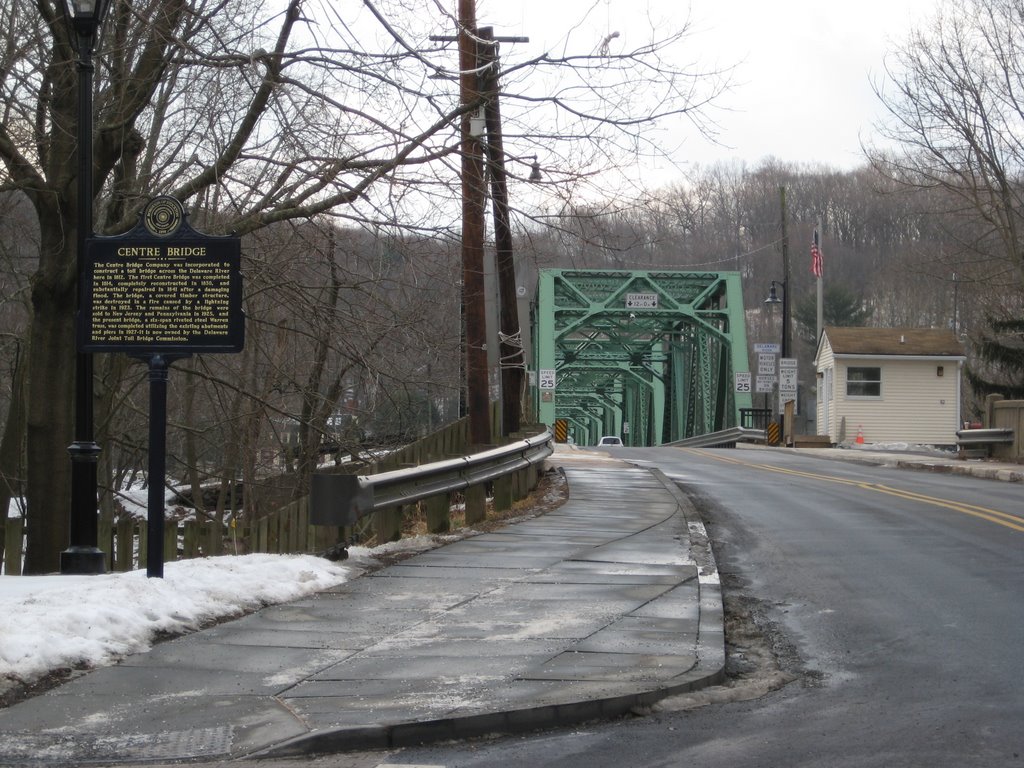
[389,468,568,543]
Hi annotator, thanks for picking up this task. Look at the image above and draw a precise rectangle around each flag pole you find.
[814,225,824,344]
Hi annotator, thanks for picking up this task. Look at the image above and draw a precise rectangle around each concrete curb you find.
[773,446,1024,483]
[254,466,726,759]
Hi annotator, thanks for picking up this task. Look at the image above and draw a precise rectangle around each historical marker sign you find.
[78,196,244,354]
[76,197,245,578]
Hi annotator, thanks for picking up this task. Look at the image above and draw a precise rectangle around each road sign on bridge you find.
[532,269,752,446]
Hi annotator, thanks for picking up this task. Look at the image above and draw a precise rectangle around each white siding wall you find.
[815,339,836,439]
[835,358,961,444]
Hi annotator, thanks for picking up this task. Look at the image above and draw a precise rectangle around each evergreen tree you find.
[794,284,873,347]
[966,318,1024,400]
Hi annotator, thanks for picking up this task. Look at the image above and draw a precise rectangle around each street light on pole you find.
[60,0,111,575]
[759,186,794,445]
[763,279,789,359]
[764,278,791,441]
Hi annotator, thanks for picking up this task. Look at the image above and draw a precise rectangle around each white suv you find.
[597,436,623,447]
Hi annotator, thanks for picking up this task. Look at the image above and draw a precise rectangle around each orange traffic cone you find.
[856,425,865,444]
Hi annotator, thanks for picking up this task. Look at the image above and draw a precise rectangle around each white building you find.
[814,327,965,446]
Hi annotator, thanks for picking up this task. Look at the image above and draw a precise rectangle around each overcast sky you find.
[491,0,941,171]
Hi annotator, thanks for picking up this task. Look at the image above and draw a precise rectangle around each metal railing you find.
[663,426,766,449]
[955,427,1014,447]
[309,429,555,526]
[739,408,774,430]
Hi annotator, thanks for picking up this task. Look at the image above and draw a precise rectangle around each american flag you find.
[811,230,823,278]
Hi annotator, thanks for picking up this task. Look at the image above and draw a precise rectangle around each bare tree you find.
[869,0,1024,295]
[866,0,1024,403]
[0,0,729,571]
[0,194,35,554]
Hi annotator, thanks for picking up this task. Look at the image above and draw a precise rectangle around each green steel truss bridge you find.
[531,269,752,446]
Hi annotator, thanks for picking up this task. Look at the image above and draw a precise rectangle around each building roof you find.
[822,327,965,357]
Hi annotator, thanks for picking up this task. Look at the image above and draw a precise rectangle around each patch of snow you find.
[0,554,349,697]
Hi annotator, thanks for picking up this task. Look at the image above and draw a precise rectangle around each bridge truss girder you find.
[532,269,751,446]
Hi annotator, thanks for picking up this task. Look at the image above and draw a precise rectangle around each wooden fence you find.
[988,395,1024,461]
[2,406,546,575]
[2,501,338,575]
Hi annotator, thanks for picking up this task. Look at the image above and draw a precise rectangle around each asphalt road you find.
[376,446,1024,768]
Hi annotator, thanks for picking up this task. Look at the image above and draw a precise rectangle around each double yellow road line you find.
[683,448,1024,533]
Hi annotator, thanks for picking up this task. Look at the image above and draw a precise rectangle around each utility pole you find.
[479,27,524,436]
[779,186,791,360]
[779,186,793,444]
[441,8,529,443]
[457,0,491,446]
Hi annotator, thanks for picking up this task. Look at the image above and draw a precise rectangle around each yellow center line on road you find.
[681,447,1024,533]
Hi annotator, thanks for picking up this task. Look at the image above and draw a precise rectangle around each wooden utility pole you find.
[480,27,524,436]
[779,186,791,360]
[458,0,491,445]
[779,186,794,444]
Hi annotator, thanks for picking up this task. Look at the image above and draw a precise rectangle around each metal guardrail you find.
[739,407,774,430]
[956,427,1014,447]
[309,429,555,526]
[662,426,766,449]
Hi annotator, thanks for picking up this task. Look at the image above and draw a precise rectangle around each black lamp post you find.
[60,0,110,575]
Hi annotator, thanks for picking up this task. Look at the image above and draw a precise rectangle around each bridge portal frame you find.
[532,268,752,446]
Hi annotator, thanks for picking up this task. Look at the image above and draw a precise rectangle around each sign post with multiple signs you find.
[778,357,799,413]
[741,343,799,439]
[78,197,244,577]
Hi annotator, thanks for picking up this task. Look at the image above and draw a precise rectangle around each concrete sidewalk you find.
[776,444,1024,483]
[0,459,723,765]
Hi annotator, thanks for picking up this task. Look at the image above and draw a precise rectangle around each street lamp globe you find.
[529,157,542,182]
[64,0,110,39]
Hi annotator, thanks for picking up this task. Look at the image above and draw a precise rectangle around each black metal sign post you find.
[79,197,244,577]
[143,353,189,578]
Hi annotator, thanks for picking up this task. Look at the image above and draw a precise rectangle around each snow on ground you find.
[839,441,958,455]
[0,536,463,700]
[8,443,961,704]
[0,464,573,702]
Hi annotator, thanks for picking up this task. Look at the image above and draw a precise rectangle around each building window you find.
[847,366,881,397]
